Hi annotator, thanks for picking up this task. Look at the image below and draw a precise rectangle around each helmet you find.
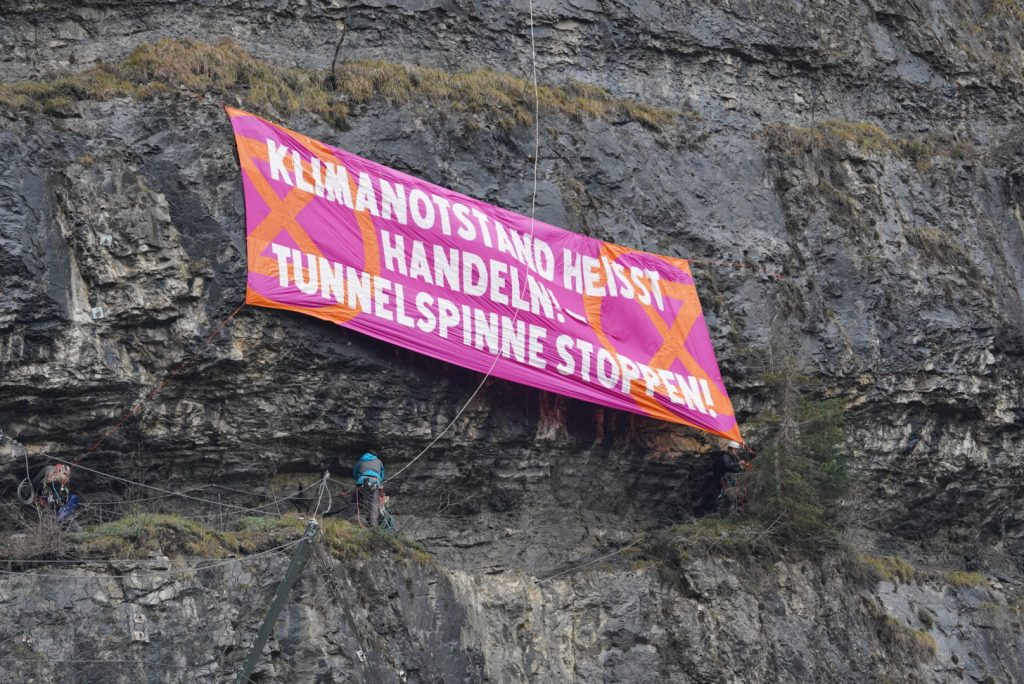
[726,440,742,450]
[47,463,71,485]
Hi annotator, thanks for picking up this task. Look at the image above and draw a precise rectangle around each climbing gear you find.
[719,472,752,514]
[17,478,34,505]
[353,481,382,528]
[18,466,80,525]
[379,501,398,535]
[353,481,397,533]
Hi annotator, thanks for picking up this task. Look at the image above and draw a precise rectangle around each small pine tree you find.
[743,355,849,550]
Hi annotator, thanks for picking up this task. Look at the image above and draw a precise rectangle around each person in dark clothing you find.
[31,464,71,508]
[24,463,80,525]
[695,441,750,515]
[352,452,385,527]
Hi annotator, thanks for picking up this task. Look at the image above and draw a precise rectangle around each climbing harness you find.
[719,473,751,514]
[351,479,398,534]
[719,453,755,514]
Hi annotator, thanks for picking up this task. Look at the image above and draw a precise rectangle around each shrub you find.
[650,346,849,563]
[0,506,71,561]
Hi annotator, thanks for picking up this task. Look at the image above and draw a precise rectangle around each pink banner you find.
[228,107,741,442]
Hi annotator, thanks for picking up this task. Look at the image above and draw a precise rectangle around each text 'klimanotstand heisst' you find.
[229,107,741,441]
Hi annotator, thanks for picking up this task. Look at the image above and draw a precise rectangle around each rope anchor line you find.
[687,256,785,280]
[310,541,387,684]
[385,0,543,485]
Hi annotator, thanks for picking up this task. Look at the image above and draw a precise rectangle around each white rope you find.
[5,428,324,519]
[312,471,331,518]
[0,538,304,579]
[44,456,304,518]
[2,427,32,490]
[75,482,307,506]
[387,0,543,483]
[535,534,648,584]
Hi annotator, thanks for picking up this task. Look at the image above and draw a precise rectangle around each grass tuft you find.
[0,512,434,565]
[947,570,988,588]
[904,224,983,279]
[986,0,1024,21]
[866,600,938,664]
[0,38,680,132]
[648,516,778,563]
[861,555,918,584]
[68,513,220,558]
[911,628,938,657]
[764,120,975,170]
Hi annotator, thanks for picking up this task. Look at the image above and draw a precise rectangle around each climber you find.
[31,463,71,508]
[352,452,385,528]
[695,440,752,516]
[26,463,80,523]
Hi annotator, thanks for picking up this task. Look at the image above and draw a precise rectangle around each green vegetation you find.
[741,356,849,551]
[764,119,974,170]
[852,557,994,592]
[862,555,919,584]
[910,628,938,658]
[317,516,433,564]
[0,38,679,131]
[651,517,773,564]
[865,601,938,664]
[917,607,934,630]
[651,353,848,562]
[0,512,430,566]
[905,224,983,279]
[986,0,1024,21]
[765,121,981,275]
[808,120,895,155]
[69,513,225,558]
[947,570,988,589]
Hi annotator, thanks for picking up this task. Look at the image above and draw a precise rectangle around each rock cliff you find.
[1,0,1023,681]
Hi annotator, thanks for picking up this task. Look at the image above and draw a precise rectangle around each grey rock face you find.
[1,0,1023,681]
[1,550,1021,683]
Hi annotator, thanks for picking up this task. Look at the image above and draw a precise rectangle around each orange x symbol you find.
[230,109,381,326]
[582,243,735,431]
